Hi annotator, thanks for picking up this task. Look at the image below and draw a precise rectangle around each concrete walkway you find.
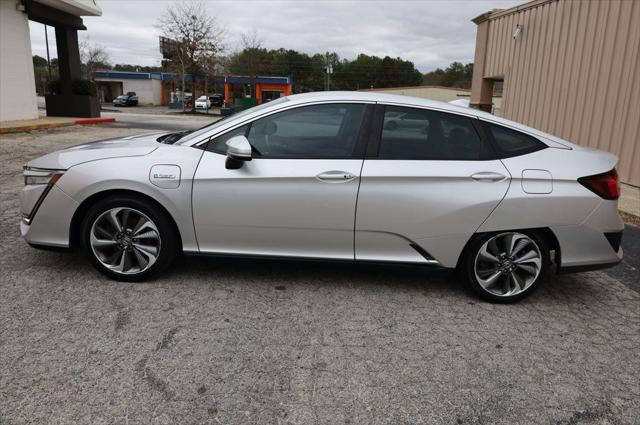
[0,116,76,134]
[620,183,640,217]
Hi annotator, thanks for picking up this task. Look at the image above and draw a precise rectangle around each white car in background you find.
[20,92,624,302]
[448,99,470,108]
[449,98,499,115]
[194,96,211,110]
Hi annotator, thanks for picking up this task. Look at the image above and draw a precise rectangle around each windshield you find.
[116,95,127,99]
[197,96,207,100]
[176,96,290,145]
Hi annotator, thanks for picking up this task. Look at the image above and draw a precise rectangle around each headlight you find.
[23,167,64,186]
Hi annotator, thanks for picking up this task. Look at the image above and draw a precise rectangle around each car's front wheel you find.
[81,195,178,281]
[462,231,549,303]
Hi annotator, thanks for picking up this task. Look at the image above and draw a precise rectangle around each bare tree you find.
[234,29,265,97]
[156,1,224,111]
[240,29,263,50]
[79,38,110,80]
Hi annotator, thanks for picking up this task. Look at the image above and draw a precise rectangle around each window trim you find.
[368,104,497,161]
[204,123,250,154]
[205,102,373,160]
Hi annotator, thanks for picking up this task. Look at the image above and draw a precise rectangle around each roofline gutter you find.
[472,0,559,24]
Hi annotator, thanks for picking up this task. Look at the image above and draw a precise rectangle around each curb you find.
[74,117,116,125]
[0,121,74,134]
[0,117,116,134]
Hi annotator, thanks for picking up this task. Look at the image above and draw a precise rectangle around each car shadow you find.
[168,254,466,296]
[25,249,627,305]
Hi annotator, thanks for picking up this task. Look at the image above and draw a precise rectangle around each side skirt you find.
[183,250,449,269]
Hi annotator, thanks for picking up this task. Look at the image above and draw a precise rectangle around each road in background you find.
[37,96,220,132]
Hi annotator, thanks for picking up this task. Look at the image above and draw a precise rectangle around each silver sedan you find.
[20,92,624,302]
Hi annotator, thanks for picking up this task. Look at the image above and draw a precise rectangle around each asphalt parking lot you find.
[1,126,639,425]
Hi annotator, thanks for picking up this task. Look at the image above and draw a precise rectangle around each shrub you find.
[71,79,97,96]
[47,79,61,95]
[47,79,97,96]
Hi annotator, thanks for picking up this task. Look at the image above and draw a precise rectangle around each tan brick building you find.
[469,0,639,186]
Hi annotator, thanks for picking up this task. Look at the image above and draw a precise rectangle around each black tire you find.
[461,230,550,303]
[81,194,178,281]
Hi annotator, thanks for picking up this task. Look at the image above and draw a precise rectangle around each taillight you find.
[578,169,620,200]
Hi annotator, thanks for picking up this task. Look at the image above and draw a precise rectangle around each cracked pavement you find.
[1,126,639,424]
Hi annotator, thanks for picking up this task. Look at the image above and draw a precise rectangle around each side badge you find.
[150,164,181,189]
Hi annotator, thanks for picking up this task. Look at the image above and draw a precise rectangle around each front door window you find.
[247,103,365,159]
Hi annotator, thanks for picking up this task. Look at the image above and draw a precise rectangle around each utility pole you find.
[44,24,52,81]
[324,53,333,91]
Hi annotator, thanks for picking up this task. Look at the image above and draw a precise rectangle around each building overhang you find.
[25,0,83,29]
[33,0,101,17]
[24,0,101,30]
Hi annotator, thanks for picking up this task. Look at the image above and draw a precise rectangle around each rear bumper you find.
[559,257,622,273]
[552,200,624,271]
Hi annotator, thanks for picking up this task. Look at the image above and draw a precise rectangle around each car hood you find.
[26,132,164,170]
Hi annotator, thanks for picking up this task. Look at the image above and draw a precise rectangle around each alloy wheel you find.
[473,232,542,297]
[89,207,161,275]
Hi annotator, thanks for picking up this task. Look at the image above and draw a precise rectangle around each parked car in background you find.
[449,98,497,114]
[20,92,623,303]
[195,95,224,110]
[113,92,138,106]
[194,96,210,110]
[210,94,224,107]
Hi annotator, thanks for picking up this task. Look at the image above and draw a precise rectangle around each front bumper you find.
[20,185,78,248]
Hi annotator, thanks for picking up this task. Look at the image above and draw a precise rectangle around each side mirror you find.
[225,135,252,169]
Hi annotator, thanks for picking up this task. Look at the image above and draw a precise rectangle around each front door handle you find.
[316,171,357,183]
[471,172,507,182]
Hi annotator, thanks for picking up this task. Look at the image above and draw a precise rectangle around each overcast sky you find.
[28,0,521,73]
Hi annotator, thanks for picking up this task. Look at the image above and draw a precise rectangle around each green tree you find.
[422,62,474,88]
[227,47,422,92]
[113,64,162,72]
[32,55,48,68]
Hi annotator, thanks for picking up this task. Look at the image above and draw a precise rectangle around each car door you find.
[192,102,370,260]
[355,104,511,267]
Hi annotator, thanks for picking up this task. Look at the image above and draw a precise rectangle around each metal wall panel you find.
[478,0,639,185]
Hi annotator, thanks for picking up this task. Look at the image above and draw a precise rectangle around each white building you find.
[94,71,168,106]
[0,0,101,122]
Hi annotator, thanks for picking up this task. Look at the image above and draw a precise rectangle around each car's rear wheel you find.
[462,231,549,303]
[81,195,178,281]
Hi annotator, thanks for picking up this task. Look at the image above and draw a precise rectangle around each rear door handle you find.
[316,171,357,183]
[471,172,507,182]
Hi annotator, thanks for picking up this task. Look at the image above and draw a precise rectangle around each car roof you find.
[285,91,472,114]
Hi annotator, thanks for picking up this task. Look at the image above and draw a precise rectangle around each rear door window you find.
[378,106,493,160]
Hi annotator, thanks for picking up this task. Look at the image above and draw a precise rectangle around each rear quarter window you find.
[485,122,547,158]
